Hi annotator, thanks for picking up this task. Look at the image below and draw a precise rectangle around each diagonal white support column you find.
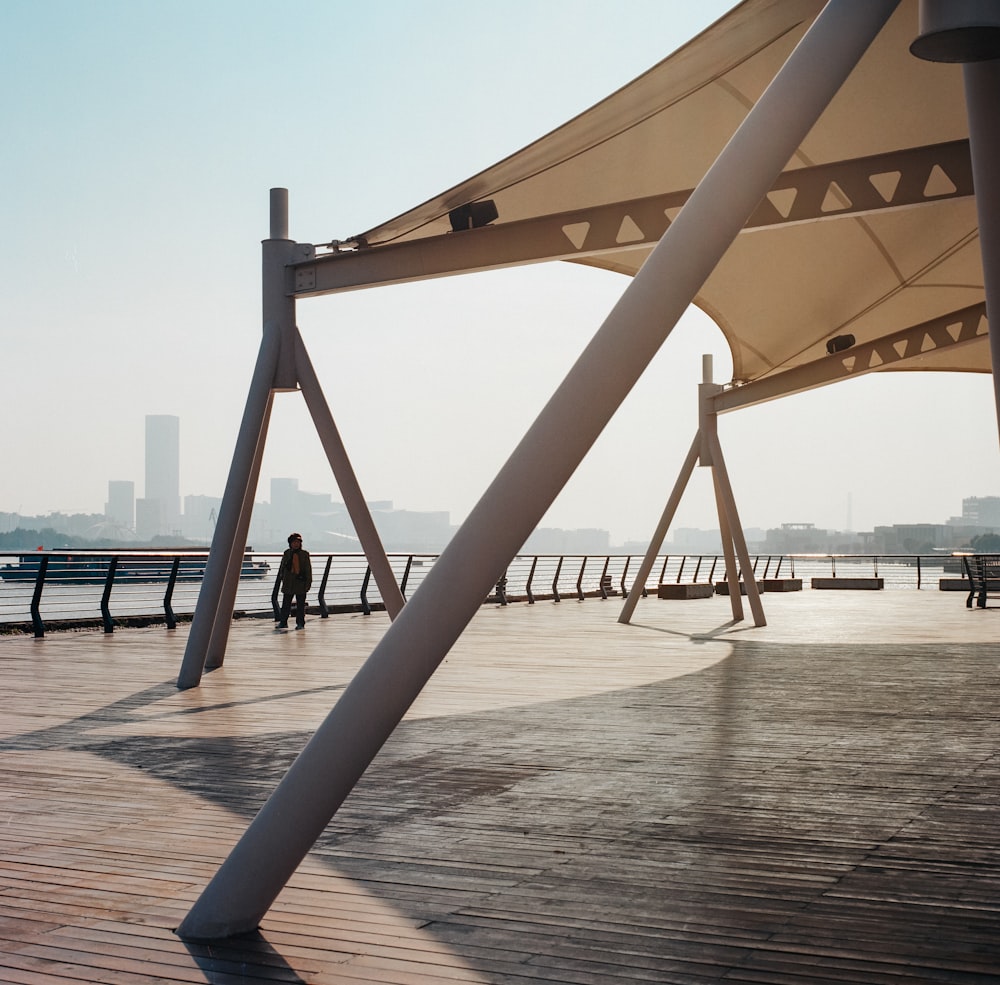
[707,431,766,627]
[294,330,405,618]
[713,469,744,621]
[177,323,281,690]
[618,432,701,624]
[177,0,900,939]
[205,392,275,670]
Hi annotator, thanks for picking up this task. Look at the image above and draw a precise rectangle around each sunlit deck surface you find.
[1,589,998,984]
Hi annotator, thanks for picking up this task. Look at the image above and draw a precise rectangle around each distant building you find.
[521,528,610,555]
[960,496,1000,529]
[872,523,955,553]
[145,415,180,537]
[182,494,222,543]
[762,523,828,553]
[269,478,300,536]
[135,497,165,541]
[670,528,724,553]
[372,507,454,552]
[104,480,134,533]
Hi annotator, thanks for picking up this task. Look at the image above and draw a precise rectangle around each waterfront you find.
[0,590,997,983]
[0,550,969,630]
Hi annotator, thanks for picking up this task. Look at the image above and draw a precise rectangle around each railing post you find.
[620,556,631,598]
[599,556,611,599]
[399,555,414,600]
[359,566,372,615]
[163,557,181,630]
[575,557,587,601]
[552,556,563,602]
[100,557,117,634]
[318,556,333,618]
[270,569,281,622]
[525,556,538,604]
[30,556,48,638]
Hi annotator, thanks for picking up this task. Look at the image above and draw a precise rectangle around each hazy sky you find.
[3,0,999,545]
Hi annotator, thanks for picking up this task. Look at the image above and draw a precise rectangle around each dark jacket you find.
[280,548,312,595]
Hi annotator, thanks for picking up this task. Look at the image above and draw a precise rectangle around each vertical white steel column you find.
[205,393,275,670]
[267,188,299,393]
[178,189,299,687]
[698,355,744,617]
[618,433,701,624]
[177,0,899,939]
[294,329,405,618]
[964,59,1000,445]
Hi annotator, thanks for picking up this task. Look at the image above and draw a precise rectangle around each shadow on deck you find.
[0,591,997,983]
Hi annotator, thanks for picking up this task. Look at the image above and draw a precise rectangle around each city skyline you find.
[4,463,997,550]
[3,2,1000,545]
[3,402,999,547]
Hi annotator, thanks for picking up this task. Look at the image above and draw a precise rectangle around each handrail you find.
[0,550,975,635]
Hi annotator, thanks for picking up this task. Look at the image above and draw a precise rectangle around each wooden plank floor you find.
[0,590,998,983]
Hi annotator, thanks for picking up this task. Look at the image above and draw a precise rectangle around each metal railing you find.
[0,549,969,636]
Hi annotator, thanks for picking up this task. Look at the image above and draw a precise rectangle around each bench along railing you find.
[0,550,975,636]
[960,553,1000,608]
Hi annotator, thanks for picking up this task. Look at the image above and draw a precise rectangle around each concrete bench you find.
[760,578,803,592]
[657,583,714,599]
[811,577,883,590]
[714,580,763,596]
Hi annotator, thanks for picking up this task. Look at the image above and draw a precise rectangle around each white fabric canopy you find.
[346,0,986,389]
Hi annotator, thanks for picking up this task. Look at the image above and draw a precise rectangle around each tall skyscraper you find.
[145,415,180,537]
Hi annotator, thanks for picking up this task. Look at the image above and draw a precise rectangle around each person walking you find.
[277,532,312,629]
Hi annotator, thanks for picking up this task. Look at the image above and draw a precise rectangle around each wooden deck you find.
[1,590,998,984]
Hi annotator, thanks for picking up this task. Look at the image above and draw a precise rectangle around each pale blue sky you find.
[3,0,999,542]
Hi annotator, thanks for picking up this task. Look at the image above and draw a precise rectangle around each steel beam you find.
[289,140,968,299]
[712,302,988,413]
